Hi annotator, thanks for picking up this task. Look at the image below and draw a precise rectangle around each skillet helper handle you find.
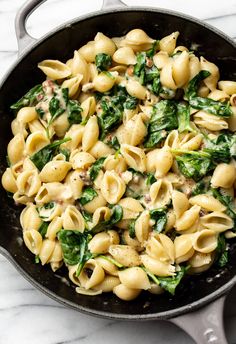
[15,0,127,55]
[15,0,47,54]
[102,0,127,9]
[170,295,228,344]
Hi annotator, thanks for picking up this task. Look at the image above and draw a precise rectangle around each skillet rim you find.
[1,6,236,320]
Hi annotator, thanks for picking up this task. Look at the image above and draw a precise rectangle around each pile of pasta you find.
[2,29,236,301]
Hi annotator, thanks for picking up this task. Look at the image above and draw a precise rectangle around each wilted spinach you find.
[157,266,189,295]
[98,85,138,139]
[191,180,209,196]
[185,70,210,100]
[203,133,236,163]
[144,265,189,296]
[189,97,232,117]
[175,150,213,181]
[57,229,93,276]
[49,96,65,122]
[79,187,98,206]
[91,205,123,234]
[211,188,236,224]
[30,137,71,170]
[150,208,167,233]
[177,102,193,133]
[67,99,82,125]
[95,53,112,72]
[89,157,106,182]
[10,84,43,114]
[215,234,229,267]
[38,221,49,239]
[144,100,178,148]
[133,50,161,95]
[128,218,137,239]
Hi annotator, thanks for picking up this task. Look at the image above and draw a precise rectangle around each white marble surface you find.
[1,0,236,343]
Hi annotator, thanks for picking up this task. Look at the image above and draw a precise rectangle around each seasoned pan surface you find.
[1,8,236,319]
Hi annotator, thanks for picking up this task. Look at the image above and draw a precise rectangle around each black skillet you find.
[0,1,236,342]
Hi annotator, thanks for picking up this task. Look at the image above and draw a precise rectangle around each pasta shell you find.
[141,254,175,277]
[120,144,146,172]
[101,171,126,204]
[62,205,85,232]
[189,194,226,212]
[118,267,150,290]
[62,75,83,97]
[38,59,71,79]
[113,47,137,65]
[200,211,233,233]
[159,32,179,55]
[39,161,71,183]
[109,245,141,267]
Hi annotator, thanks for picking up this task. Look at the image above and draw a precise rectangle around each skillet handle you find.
[15,0,127,55]
[15,0,47,55]
[102,0,127,9]
[169,296,228,344]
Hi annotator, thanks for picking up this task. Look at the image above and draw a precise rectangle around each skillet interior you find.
[1,8,236,320]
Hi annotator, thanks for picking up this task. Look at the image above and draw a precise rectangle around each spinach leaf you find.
[49,96,65,122]
[144,130,167,149]
[159,87,176,99]
[146,172,156,185]
[216,234,229,267]
[79,187,98,206]
[81,210,93,224]
[67,100,82,125]
[105,136,120,150]
[189,97,232,117]
[57,230,92,276]
[91,205,123,234]
[89,157,106,182]
[133,50,161,95]
[144,266,189,296]
[59,148,70,161]
[185,70,210,100]
[30,137,71,171]
[98,99,123,139]
[175,151,213,181]
[10,84,43,114]
[146,66,162,95]
[128,219,136,239]
[177,102,193,133]
[133,52,146,83]
[144,100,178,148]
[37,202,56,221]
[98,255,124,268]
[97,85,138,139]
[124,96,138,110]
[211,188,236,223]
[35,255,40,264]
[146,40,159,58]
[157,266,189,295]
[38,221,49,239]
[203,133,236,163]
[36,107,45,118]
[191,180,209,196]
[95,53,112,72]
[150,208,167,233]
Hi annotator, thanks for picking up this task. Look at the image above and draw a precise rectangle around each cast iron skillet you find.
[0,0,236,342]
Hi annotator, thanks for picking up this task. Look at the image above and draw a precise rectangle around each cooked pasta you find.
[2,28,236,302]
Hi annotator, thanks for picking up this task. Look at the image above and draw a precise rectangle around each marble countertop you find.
[1,0,236,343]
